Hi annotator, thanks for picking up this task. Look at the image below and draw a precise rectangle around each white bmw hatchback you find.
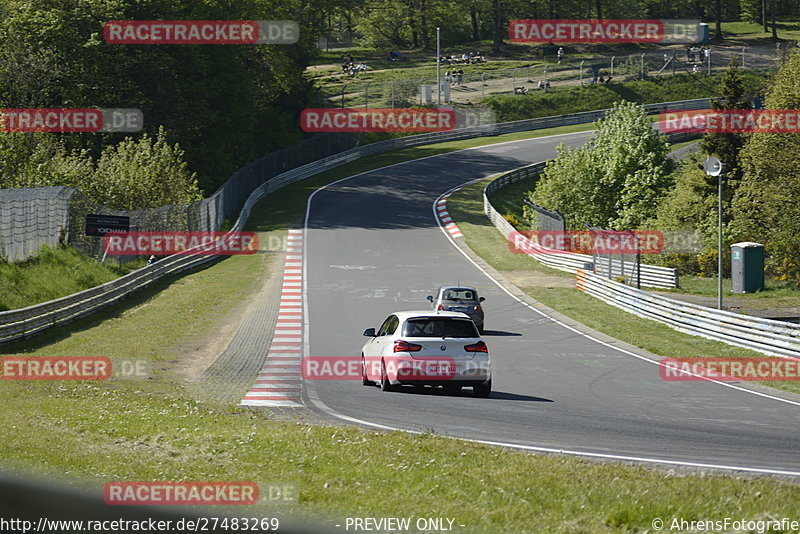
[360,310,492,397]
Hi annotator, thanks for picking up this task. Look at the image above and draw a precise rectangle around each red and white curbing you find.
[436,191,463,238]
[240,229,304,407]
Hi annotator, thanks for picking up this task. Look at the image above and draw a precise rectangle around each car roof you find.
[392,310,472,320]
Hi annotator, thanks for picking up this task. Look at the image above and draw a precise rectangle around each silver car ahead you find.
[427,286,485,333]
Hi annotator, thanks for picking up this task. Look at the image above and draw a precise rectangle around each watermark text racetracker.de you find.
[508,19,701,43]
[0,356,150,380]
[103,481,296,505]
[103,231,258,256]
[509,229,703,255]
[103,20,298,44]
[1,108,142,132]
[0,516,282,533]
[658,109,800,133]
[300,107,496,133]
[651,516,799,532]
[302,356,490,381]
[508,230,664,255]
[660,357,800,381]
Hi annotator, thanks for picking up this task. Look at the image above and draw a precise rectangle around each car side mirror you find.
[363,328,376,337]
[479,297,485,302]
[426,295,433,302]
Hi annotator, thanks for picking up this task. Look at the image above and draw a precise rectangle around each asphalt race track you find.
[301,132,800,475]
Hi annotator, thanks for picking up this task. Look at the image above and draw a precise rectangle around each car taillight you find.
[473,305,482,312]
[464,341,488,353]
[437,304,444,311]
[394,340,422,353]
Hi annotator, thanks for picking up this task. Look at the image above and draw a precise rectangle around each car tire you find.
[473,379,492,398]
[380,360,395,392]
[361,356,372,386]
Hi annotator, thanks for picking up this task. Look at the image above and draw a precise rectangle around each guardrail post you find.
[481,72,486,99]
[579,60,584,85]
[543,66,548,92]
[610,56,615,77]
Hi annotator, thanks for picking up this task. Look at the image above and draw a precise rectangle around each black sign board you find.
[85,214,130,237]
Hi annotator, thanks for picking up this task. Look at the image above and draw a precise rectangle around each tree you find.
[700,57,751,195]
[0,0,325,193]
[732,48,800,285]
[530,101,673,230]
[648,153,729,276]
[87,127,201,210]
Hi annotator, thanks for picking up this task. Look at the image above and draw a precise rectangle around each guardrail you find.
[483,164,681,288]
[0,98,711,344]
[577,269,800,358]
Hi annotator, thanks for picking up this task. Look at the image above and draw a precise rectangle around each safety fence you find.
[577,269,800,358]
[0,98,707,343]
[320,44,785,109]
[0,133,363,263]
[483,161,679,288]
[482,127,703,288]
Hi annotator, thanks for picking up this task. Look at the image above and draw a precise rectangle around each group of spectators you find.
[583,75,612,86]
[444,69,465,87]
[439,51,486,65]
[686,44,711,63]
[340,53,368,76]
[515,79,551,94]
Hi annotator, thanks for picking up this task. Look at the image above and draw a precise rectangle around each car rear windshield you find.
[402,318,478,338]
[442,288,477,301]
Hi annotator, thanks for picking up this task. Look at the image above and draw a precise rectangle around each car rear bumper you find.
[393,358,490,384]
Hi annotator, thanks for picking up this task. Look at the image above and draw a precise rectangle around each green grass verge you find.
[485,71,770,122]
[447,178,800,396]
[3,126,800,532]
[0,246,145,311]
[718,20,800,42]
[656,275,800,310]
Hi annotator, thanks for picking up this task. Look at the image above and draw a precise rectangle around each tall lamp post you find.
[436,27,441,105]
[704,156,724,310]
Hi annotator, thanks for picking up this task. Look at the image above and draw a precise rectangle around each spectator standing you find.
[557,47,564,63]
[456,68,463,86]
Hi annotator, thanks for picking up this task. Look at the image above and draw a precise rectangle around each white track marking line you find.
[301,131,800,475]
[432,177,800,409]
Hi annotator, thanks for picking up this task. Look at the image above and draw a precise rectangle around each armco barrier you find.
[483,164,680,288]
[576,269,800,358]
[0,98,710,344]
